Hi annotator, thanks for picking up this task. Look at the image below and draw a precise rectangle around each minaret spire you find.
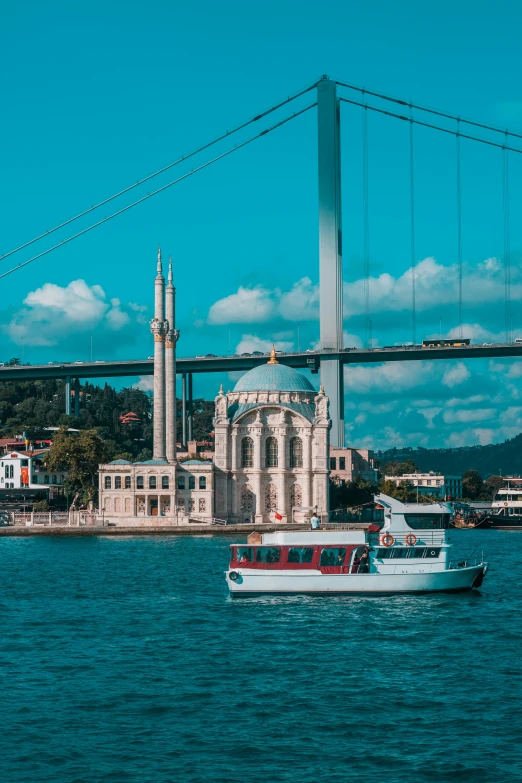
[150,246,167,461]
[165,255,179,464]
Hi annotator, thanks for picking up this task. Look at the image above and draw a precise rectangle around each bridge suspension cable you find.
[362,94,370,348]
[0,104,316,280]
[503,132,511,343]
[338,97,522,154]
[336,79,522,141]
[456,119,463,338]
[409,104,416,345]
[0,80,319,265]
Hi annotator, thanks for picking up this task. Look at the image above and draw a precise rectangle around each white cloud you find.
[442,408,496,424]
[442,362,471,388]
[208,286,276,325]
[235,334,294,354]
[207,255,520,327]
[5,279,145,347]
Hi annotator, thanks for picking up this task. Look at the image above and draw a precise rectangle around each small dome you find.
[233,362,315,393]
[109,459,132,465]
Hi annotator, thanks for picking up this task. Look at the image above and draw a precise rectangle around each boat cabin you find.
[230,543,370,574]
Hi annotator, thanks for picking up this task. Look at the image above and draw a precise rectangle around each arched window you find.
[290,437,303,468]
[149,475,157,489]
[104,497,111,512]
[177,476,185,490]
[189,476,195,490]
[125,497,131,512]
[290,483,302,509]
[240,483,255,512]
[125,476,131,489]
[199,476,206,489]
[265,482,278,512]
[114,497,121,512]
[115,476,122,489]
[136,476,144,489]
[265,437,278,468]
[241,437,254,468]
[161,476,169,489]
[104,476,111,489]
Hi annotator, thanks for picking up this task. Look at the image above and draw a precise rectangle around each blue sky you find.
[2,0,522,449]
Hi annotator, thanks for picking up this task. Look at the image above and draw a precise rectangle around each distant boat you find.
[483,477,522,529]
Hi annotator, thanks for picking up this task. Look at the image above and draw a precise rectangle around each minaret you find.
[165,256,179,464]
[150,246,167,461]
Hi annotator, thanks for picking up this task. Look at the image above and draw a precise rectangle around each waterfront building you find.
[384,471,462,500]
[97,252,331,524]
[0,450,66,491]
[329,447,377,484]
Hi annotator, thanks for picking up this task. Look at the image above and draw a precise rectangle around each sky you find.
[2,0,522,450]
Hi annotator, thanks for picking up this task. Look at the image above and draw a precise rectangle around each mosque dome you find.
[233,350,315,393]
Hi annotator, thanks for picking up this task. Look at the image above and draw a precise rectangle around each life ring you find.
[229,571,239,581]
[381,533,394,547]
[405,533,417,546]
[504,502,509,507]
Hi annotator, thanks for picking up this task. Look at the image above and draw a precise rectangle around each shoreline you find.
[0,523,369,537]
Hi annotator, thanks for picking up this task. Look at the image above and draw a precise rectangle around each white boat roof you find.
[259,531,367,545]
[377,493,451,514]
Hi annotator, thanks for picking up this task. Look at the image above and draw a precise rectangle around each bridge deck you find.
[0,344,519,381]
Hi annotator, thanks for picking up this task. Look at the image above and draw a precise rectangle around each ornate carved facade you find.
[213,353,331,523]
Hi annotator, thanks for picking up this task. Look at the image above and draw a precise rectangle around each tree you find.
[46,428,110,505]
[462,470,484,500]
[330,476,375,509]
[483,474,504,498]
[379,459,418,479]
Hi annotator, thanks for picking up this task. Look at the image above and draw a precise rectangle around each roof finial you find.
[157,244,162,274]
[168,255,173,283]
[268,345,278,364]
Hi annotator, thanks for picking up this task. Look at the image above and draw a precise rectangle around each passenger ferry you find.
[484,477,522,529]
[226,494,488,596]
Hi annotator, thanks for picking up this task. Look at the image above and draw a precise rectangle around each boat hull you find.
[483,514,522,529]
[226,564,487,596]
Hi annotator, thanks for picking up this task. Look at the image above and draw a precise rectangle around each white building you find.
[97,251,331,524]
[0,451,66,490]
[384,472,462,500]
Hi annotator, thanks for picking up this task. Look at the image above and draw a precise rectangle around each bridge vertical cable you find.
[456,118,463,339]
[362,93,371,348]
[409,104,416,345]
[503,131,511,343]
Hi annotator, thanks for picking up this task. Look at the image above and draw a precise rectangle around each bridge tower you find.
[317,77,344,447]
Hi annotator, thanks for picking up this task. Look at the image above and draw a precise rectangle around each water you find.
[0,530,520,783]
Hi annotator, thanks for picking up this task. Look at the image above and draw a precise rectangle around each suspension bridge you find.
[1,76,520,447]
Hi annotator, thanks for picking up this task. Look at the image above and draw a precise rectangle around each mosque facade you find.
[97,254,331,524]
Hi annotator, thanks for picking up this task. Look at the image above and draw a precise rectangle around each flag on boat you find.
[274,511,283,521]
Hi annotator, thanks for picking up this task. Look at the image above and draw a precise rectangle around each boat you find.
[483,477,522,529]
[225,494,488,596]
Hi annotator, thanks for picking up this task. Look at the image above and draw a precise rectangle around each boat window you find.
[320,547,347,566]
[413,547,441,558]
[287,547,314,563]
[375,548,393,559]
[236,547,253,563]
[256,547,280,563]
[390,548,411,559]
[404,514,449,529]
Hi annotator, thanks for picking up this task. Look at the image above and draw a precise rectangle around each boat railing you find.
[448,555,484,570]
[377,531,447,546]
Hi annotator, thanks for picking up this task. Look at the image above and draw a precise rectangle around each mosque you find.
[97,252,331,524]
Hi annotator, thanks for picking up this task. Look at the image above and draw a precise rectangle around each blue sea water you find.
[0,530,521,783]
